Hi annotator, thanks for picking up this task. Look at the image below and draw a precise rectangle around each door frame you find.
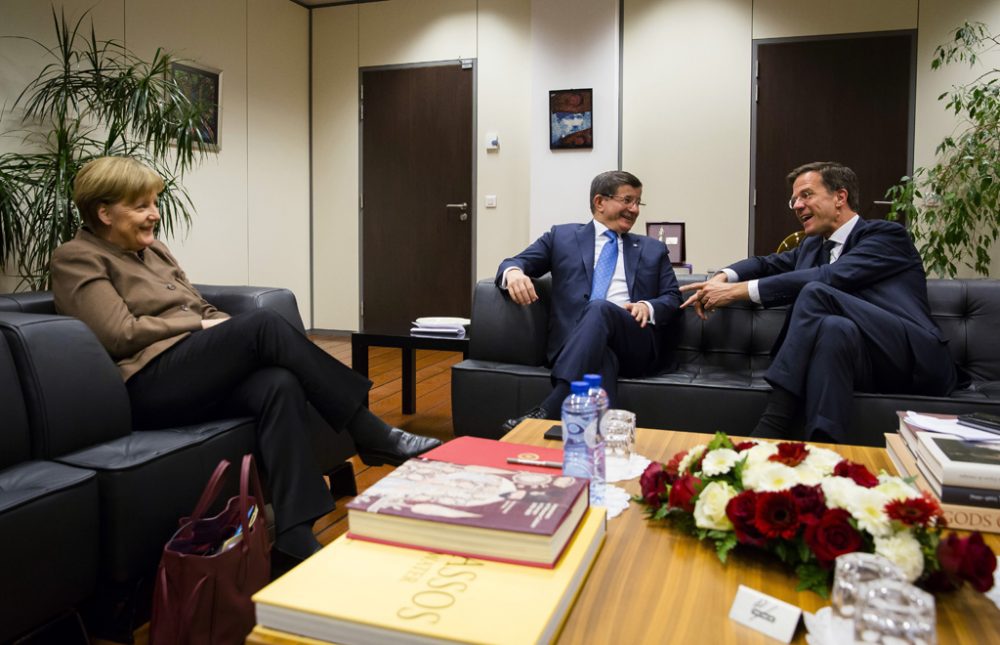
[748,30,917,256]
[357,58,478,330]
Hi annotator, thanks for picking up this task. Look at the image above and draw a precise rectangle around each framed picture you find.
[549,88,592,149]
[646,221,686,265]
[171,61,222,150]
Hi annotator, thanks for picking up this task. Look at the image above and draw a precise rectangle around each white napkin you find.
[605,453,652,483]
[601,484,631,519]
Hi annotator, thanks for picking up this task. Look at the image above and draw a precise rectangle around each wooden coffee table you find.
[248,422,1000,644]
[503,420,1000,645]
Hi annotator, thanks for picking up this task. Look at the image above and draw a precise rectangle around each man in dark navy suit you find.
[681,162,957,443]
[497,170,682,432]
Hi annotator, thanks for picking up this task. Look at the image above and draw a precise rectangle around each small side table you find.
[350,329,470,414]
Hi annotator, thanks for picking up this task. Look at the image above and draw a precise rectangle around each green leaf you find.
[715,532,739,563]
[795,563,832,599]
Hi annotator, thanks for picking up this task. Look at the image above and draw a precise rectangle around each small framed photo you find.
[171,61,222,150]
[646,221,686,265]
[549,88,592,149]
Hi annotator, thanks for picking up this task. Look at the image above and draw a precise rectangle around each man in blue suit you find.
[681,162,957,443]
[497,170,681,432]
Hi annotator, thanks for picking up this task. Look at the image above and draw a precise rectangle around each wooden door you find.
[360,63,473,330]
[751,33,914,256]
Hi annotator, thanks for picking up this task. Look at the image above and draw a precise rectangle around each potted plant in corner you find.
[887,21,1000,278]
[0,7,214,289]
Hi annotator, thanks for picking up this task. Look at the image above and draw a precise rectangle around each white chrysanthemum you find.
[875,474,920,502]
[847,487,893,537]
[694,481,738,530]
[678,444,706,474]
[792,463,825,486]
[820,476,861,511]
[746,461,799,491]
[744,442,779,467]
[802,446,844,474]
[875,531,925,582]
[702,448,740,476]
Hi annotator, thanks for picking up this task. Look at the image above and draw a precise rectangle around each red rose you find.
[885,493,943,528]
[754,490,800,540]
[804,508,864,567]
[668,474,701,513]
[833,460,879,488]
[790,484,827,525]
[733,440,758,452]
[769,442,810,467]
[938,532,997,593]
[726,490,767,547]
[639,462,670,508]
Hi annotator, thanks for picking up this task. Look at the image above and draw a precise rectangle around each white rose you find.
[747,461,800,492]
[821,476,860,511]
[802,446,844,474]
[848,487,893,537]
[875,474,920,502]
[702,448,740,476]
[875,532,925,582]
[678,444,706,475]
[694,481,738,531]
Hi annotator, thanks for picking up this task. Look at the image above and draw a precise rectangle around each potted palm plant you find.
[887,21,1000,278]
[0,8,213,289]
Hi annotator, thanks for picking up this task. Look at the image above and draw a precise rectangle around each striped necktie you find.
[591,230,618,300]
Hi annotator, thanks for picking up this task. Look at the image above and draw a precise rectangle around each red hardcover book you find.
[422,435,565,473]
[346,455,588,568]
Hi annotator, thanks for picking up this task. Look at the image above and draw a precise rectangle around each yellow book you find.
[253,507,606,645]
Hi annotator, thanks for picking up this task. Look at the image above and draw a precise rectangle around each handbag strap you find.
[188,459,232,522]
[238,454,267,552]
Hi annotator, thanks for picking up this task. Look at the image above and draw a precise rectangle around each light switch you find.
[485,194,497,208]
[485,132,499,151]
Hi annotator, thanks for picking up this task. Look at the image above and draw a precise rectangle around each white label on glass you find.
[728,585,801,643]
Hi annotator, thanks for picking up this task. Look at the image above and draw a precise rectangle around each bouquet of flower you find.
[636,433,997,597]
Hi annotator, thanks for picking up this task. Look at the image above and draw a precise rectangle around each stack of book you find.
[253,437,606,644]
[885,411,1000,533]
[409,316,469,337]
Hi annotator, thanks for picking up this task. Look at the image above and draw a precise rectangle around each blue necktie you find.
[591,230,618,300]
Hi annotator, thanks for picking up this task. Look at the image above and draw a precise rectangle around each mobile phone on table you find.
[543,424,563,441]
[957,412,1000,436]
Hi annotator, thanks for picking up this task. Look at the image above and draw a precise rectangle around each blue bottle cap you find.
[570,381,589,395]
[583,374,602,387]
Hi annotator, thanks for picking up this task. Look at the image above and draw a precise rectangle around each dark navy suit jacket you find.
[496,221,681,364]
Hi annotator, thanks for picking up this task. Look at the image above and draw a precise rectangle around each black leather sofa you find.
[0,286,357,642]
[452,276,1000,446]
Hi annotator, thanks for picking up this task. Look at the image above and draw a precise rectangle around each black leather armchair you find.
[452,276,1000,446]
[0,285,357,640]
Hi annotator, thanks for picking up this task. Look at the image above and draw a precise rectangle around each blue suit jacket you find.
[496,221,681,363]
[728,218,943,342]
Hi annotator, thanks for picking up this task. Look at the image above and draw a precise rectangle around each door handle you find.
[446,203,468,210]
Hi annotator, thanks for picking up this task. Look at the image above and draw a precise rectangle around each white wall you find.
[529,0,620,239]
[0,0,311,318]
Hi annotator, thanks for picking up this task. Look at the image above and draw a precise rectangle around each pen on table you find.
[506,457,563,469]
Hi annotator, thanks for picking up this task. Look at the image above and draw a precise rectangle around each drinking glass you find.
[602,409,636,468]
[853,579,936,645]
[831,552,905,619]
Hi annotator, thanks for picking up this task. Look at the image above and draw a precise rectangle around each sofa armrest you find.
[469,276,550,366]
[0,312,131,459]
[195,284,306,334]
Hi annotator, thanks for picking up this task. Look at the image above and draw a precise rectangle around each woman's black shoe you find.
[355,427,441,466]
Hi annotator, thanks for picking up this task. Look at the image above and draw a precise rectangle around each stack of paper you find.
[410,316,470,337]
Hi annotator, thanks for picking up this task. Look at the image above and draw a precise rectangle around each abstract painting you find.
[549,89,592,149]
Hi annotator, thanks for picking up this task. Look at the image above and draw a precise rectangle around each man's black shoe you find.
[500,406,550,434]
[355,427,442,467]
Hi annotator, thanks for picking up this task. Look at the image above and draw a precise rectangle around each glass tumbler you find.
[853,578,936,645]
[602,409,636,468]
[831,552,905,619]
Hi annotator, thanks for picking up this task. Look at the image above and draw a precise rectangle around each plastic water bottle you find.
[583,373,609,423]
[561,380,606,506]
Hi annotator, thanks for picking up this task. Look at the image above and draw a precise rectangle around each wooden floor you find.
[94,336,463,645]
[302,334,464,546]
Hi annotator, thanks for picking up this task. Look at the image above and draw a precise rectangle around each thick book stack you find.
[886,412,1000,533]
[252,437,607,644]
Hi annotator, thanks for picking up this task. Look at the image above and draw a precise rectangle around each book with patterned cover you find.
[347,458,589,567]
